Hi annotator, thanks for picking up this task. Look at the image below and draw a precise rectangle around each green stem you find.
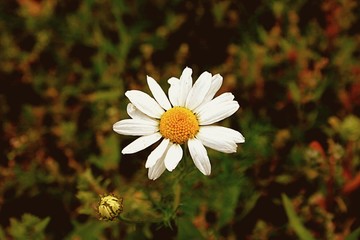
[117,146,192,224]
[118,183,182,224]
[118,214,163,224]
[172,180,181,213]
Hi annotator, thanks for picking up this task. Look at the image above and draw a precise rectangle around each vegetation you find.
[0,0,359,239]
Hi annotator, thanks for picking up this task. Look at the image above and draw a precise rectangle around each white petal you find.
[148,157,166,180]
[202,102,239,125]
[195,92,234,113]
[113,119,158,136]
[188,138,211,175]
[125,90,164,118]
[195,93,239,125]
[168,77,180,106]
[178,67,193,106]
[202,125,245,143]
[185,71,212,110]
[198,102,239,125]
[147,76,172,110]
[145,138,170,168]
[126,103,158,124]
[201,74,223,104]
[198,136,237,153]
[164,143,183,171]
[197,126,245,153]
[122,132,162,154]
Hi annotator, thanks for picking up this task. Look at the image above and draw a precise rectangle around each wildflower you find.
[98,194,123,221]
[113,67,245,180]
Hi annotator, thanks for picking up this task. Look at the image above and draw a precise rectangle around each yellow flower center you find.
[159,107,199,144]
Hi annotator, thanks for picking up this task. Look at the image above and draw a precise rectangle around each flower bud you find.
[98,194,123,221]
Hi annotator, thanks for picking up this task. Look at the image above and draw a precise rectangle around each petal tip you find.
[146,75,153,81]
[199,167,211,176]
[121,149,129,154]
[166,166,175,172]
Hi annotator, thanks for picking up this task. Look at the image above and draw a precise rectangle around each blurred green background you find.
[1,0,360,239]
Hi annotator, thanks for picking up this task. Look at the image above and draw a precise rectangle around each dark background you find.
[1,0,360,239]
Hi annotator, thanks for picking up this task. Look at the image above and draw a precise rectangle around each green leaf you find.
[282,194,315,240]
[345,227,360,240]
[275,174,294,184]
[177,217,204,240]
[90,134,120,171]
[88,89,122,102]
[237,193,260,221]
[9,214,50,240]
[0,226,6,239]
[288,82,301,104]
[76,190,98,215]
[216,184,241,227]
[67,220,111,240]
[340,115,360,141]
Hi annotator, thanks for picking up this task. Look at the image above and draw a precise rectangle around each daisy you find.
[113,67,245,180]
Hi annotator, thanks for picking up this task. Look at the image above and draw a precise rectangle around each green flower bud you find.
[98,194,123,221]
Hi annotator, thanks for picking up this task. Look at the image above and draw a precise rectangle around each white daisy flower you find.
[113,67,245,180]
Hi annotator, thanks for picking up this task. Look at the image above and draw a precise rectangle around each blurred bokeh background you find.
[1,0,360,239]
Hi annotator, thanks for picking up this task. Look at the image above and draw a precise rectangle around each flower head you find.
[113,67,245,180]
[98,194,123,221]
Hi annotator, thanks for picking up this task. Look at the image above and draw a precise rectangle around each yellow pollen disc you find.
[159,107,199,144]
